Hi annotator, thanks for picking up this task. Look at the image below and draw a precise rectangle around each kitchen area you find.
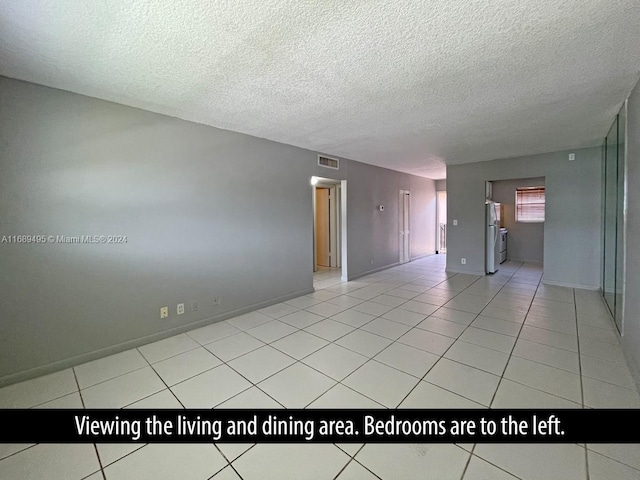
[485,178,545,273]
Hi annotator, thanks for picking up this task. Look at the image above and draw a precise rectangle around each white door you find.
[436,191,447,253]
[399,190,410,264]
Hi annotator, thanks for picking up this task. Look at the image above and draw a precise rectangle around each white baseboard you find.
[409,252,436,262]
[346,253,437,282]
[541,277,600,290]
[348,262,402,281]
[445,267,486,276]
[509,258,543,265]
[0,287,314,388]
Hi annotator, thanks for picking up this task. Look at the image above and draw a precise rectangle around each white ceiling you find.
[1,1,639,178]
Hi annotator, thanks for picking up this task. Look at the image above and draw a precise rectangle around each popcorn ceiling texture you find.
[0,0,638,178]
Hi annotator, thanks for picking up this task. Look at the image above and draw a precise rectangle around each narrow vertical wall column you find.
[622,79,640,384]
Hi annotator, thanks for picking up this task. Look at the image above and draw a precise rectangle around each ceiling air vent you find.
[318,155,339,170]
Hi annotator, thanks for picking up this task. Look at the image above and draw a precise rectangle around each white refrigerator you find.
[485,201,501,274]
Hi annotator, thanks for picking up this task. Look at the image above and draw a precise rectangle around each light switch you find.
[453,220,458,226]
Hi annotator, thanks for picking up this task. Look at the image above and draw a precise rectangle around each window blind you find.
[515,187,545,222]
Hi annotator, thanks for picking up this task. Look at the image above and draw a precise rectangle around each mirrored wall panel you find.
[602,103,626,333]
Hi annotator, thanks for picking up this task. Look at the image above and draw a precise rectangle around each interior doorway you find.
[436,191,447,254]
[315,186,334,267]
[399,189,411,264]
[488,178,545,274]
[312,177,347,281]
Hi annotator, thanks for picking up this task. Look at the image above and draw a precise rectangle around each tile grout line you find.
[459,261,530,480]
[320,262,596,480]
[483,285,591,406]
[487,262,541,409]
[296,264,461,408]
[290,280,460,386]
[334,454,384,480]
[73,367,108,480]
[157,308,383,408]
[72,365,85,406]
[328,272,480,405]
[223,264,421,475]
[211,320,337,409]
[458,450,475,480]
[73,364,150,394]
[96,351,183,476]
[209,312,336,409]
[330,455,356,480]
[467,455,527,480]
[118,348,253,480]
[134,346,187,410]
[209,446,247,480]
[225,462,246,480]
[574,289,586,409]
[335,443,366,459]
[215,358,289,409]
[397,264,525,410]
[2,259,605,480]
[574,288,591,480]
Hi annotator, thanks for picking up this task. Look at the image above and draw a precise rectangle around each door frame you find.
[314,186,331,268]
[312,177,347,280]
[399,189,411,264]
[436,190,447,254]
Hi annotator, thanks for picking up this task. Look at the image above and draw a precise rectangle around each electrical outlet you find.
[177,303,185,315]
[461,258,467,265]
[569,153,575,161]
[191,301,199,312]
[160,307,169,319]
[212,295,220,307]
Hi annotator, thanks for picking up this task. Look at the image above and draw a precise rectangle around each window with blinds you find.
[515,186,545,223]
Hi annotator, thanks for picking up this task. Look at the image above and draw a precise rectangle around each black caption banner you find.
[1,409,639,443]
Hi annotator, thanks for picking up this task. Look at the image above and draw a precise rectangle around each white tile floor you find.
[1,256,639,479]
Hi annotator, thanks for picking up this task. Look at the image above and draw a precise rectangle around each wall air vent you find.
[318,155,339,170]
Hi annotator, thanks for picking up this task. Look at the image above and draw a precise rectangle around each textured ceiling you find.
[1,1,639,178]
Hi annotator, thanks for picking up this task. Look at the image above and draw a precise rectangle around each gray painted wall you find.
[435,179,447,191]
[622,78,640,384]
[0,77,436,384]
[446,148,601,288]
[492,177,545,264]
[342,160,436,276]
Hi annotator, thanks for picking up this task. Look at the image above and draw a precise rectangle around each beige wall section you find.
[315,188,330,267]
[0,76,437,385]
